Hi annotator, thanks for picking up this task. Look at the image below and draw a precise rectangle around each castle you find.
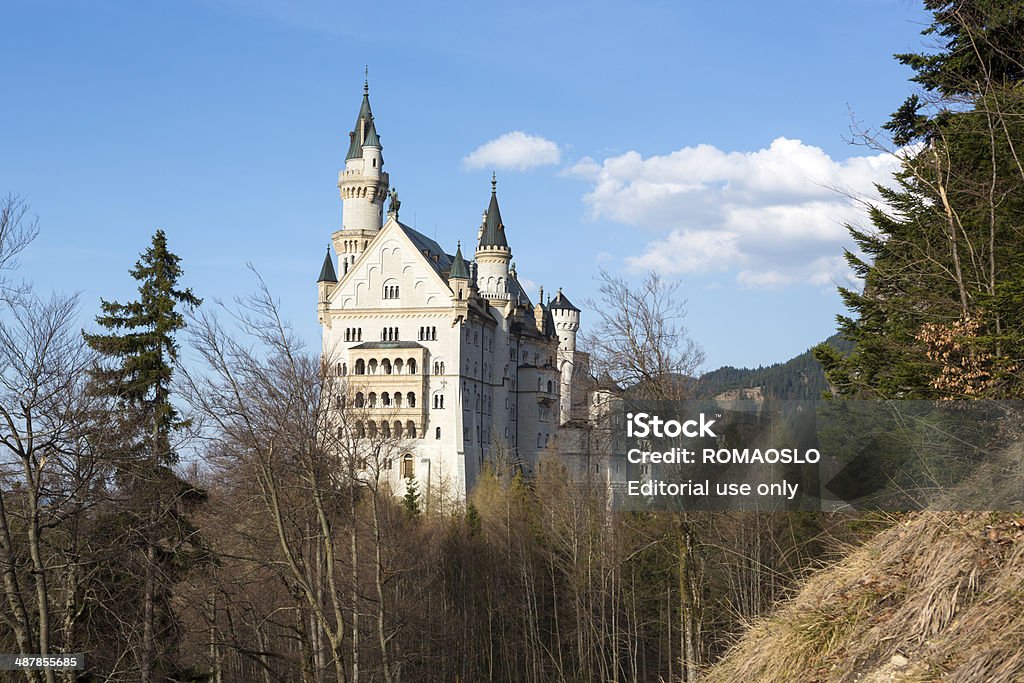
[316,80,593,500]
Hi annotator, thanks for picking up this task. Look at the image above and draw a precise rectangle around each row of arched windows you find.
[419,326,437,341]
[355,420,418,439]
[351,422,441,441]
[383,282,400,299]
[433,395,445,409]
[353,358,418,375]
[354,391,417,408]
[344,328,362,342]
[432,361,446,375]
[381,327,399,341]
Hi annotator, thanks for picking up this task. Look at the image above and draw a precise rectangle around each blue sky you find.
[1,0,932,370]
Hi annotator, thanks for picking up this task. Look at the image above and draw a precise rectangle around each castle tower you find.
[549,288,586,423]
[334,77,390,276]
[475,174,512,302]
[316,245,338,326]
[549,288,580,352]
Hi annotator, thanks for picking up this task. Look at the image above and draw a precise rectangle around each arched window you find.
[547,380,553,393]
[394,421,403,437]
[407,421,416,438]
[402,454,414,479]
[537,433,542,448]
[368,359,378,375]
[394,359,403,374]
[381,421,390,437]
[355,392,365,408]
[355,359,365,375]
[383,280,399,300]
[382,392,391,407]
[368,392,377,408]
[435,427,441,440]
[355,421,365,438]
[407,392,416,408]
[368,420,378,437]
[394,393,402,408]
[342,363,347,376]
[440,362,445,374]
[408,358,416,374]
[382,359,392,375]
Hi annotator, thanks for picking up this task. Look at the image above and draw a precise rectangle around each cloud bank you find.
[464,131,561,171]
[569,138,900,287]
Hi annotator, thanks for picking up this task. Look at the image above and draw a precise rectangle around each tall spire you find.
[478,173,508,248]
[345,72,376,160]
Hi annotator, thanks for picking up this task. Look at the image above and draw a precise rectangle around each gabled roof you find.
[478,175,509,249]
[317,248,337,283]
[449,242,469,279]
[549,288,580,312]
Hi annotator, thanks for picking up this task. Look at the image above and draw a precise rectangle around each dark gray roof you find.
[345,88,375,161]
[363,117,380,147]
[350,341,424,349]
[397,222,454,277]
[548,288,580,312]
[478,177,509,249]
[449,241,469,279]
[507,272,533,308]
[317,249,337,283]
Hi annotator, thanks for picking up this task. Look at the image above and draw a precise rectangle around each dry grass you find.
[703,511,1024,682]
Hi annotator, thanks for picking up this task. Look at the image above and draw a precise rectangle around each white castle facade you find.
[316,82,594,501]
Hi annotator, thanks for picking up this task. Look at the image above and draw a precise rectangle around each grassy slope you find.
[703,510,1024,683]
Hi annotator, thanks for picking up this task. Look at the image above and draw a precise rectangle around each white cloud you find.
[572,137,901,287]
[463,131,561,171]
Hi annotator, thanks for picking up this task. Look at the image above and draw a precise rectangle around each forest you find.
[3,0,1024,681]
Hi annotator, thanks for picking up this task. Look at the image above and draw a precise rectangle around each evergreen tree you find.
[815,0,1024,399]
[402,477,421,519]
[83,229,204,682]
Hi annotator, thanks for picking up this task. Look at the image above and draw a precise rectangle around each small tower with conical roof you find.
[449,241,471,302]
[549,287,586,423]
[335,75,390,273]
[316,246,338,325]
[475,174,512,303]
[549,288,581,352]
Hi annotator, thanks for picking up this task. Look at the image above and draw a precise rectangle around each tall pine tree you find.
[815,0,1024,399]
[84,229,204,682]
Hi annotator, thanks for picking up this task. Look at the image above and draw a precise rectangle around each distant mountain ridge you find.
[695,334,852,401]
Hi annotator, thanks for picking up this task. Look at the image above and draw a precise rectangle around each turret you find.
[317,246,338,325]
[449,241,470,302]
[475,174,512,302]
[549,288,581,352]
[337,77,389,238]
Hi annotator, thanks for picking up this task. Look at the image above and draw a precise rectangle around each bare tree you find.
[0,291,107,683]
[0,195,38,305]
[583,269,705,401]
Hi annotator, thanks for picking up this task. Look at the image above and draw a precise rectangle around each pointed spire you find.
[317,246,338,283]
[363,117,380,147]
[345,73,376,160]
[478,173,508,248]
[449,240,470,279]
